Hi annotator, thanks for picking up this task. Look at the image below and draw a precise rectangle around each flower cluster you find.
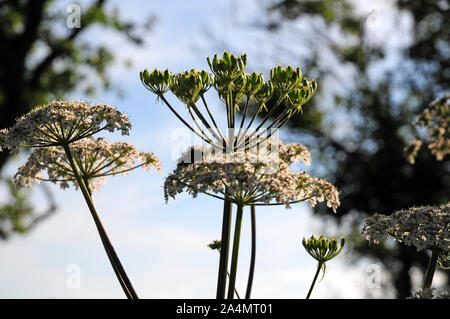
[14,137,161,192]
[164,137,339,211]
[141,52,318,153]
[406,94,450,163]
[0,101,131,153]
[302,235,345,264]
[362,203,450,252]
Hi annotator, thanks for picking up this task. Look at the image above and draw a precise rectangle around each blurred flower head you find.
[405,94,449,163]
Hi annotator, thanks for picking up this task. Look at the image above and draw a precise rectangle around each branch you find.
[19,0,47,53]
[28,0,106,89]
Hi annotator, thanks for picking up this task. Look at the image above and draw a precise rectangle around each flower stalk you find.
[245,205,257,299]
[62,144,138,299]
[306,261,324,299]
[423,248,440,289]
[227,203,244,299]
[216,199,233,299]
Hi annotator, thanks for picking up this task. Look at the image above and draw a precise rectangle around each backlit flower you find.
[0,100,131,153]
[164,137,339,212]
[14,137,161,192]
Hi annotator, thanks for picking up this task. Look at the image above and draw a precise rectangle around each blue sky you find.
[0,0,434,299]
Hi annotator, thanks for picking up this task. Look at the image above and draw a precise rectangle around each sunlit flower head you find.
[164,137,339,212]
[362,203,450,252]
[0,100,132,153]
[14,137,161,192]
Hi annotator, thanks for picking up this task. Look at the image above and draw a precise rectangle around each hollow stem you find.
[227,203,244,299]
[423,248,440,289]
[62,144,138,299]
[306,261,323,299]
[216,199,233,299]
[245,205,256,299]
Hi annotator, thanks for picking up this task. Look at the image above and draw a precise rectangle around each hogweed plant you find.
[141,51,319,299]
[164,137,340,299]
[302,235,345,299]
[0,101,161,299]
[395,93,450,296]
[362,204,450,290]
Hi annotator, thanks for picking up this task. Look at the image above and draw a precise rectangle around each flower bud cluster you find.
[302,235,345,263]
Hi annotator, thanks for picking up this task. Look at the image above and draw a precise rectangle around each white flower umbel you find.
[0,100,151,299]
[0,100,131,153]
[164,137,339,211]
[14,137,161,192]
[165,137,339,299]
[362,203,450,289]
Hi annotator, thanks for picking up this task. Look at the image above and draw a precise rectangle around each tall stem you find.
[82,177,133,299]
[227,203,244,299]
[423,248,440,289]
[62,144,138,299]
[245,205,256,299]
[306,262,323,299]
[216,199,233,299]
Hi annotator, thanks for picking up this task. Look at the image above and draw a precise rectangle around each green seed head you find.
[140,68,173,96]
[170,69,212,105]
[270,65,303,95]
[207,51,247,83]
[243,72,265,98]
[302,234,345,263]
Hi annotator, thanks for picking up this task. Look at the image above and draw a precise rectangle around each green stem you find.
[423,248,440,289]
[306,262,323,299]
[245,205,256,299]
[216,199,233,299]
[201,94,226,144]
[226,271,241,299]
[227,203,244,299]
[62,144,138,299]
[159,95,213,146]
[82,176,133,299]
